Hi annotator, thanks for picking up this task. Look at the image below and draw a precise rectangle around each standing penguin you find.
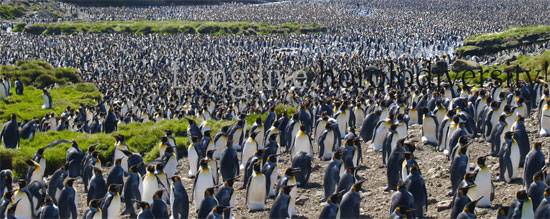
[336,166,356,194]
[278,168,299,216]
[535,187,550,218]
[421,110,439,147]
[540,100,550,137]
[1,114,20,148]
[524,142,545,189]
[136,201,154,219]
[48,165,67,204]
[246,162,267,211]
[197,187,218,218]
[319,191,344,219]
[87,167,107,205]
[360,110,382,143]
[215,177,236,219]
[528,171,547,212]
[107,158,125,189]
[66,141,84,178]
[241,132,259,170]
[141,165,159,204]
[13,180,33,219]
[405,164,428,218]
[263,154,279,198]
[37,197,59,219]
[337,180,365,219]
[187,136,202,178]
[170,176,189,219]
[269,185,294,219]
[101,184,122,219]
[26,159,43,183]
[323,151,343,201]
[450,143,469,196]
[498,131,520,183]
[318,123,339,161]
[0,170,12,199]
[450,184,474,219]
[386,140,406,191]
[510,190,534,218]
[192,159,215,209]
[372,116,393,150]
[291,125,313,158]
[58,178,77,219]
[220,138,239,182]
[471,156,493,208]
[389,181,415,218]
[456,197,482,219]
[28,148,47,182]
[291,151,313,188]
[122,166,141,218]
[151,190,169,219]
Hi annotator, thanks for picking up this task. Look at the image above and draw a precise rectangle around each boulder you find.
[451,59,482,72]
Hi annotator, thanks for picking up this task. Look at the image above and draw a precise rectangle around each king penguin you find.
[193,159,215,209]
[471,156,493,208]
[319,191,344,219]
[291,125,313,158]
[269,185,294,219]
[337,180,365,219]
[87,167,107,205]
[170,176,189,219]
[318,123,339,161]
[528,170,546,212]
[141,165,159,204]
[499,131,520,183]
[323,151,343,201]
[262,154,279,198]
[197,187,218,219]
[540,100,550,137]
[524,142,545,189]
[26,159,43,184]
[101,184,122,219]
[291,151,312,188]
[421,110,439,147]
[241,132,259,170]
[220,138,239,182]
[371,116,393,150]
[511,190,534,218]
[246,162,267,211]
[37,197,59,219]
[215,177,236,218]
[13,180,33,219]
[58,178,78,219]
[187,136,202,178]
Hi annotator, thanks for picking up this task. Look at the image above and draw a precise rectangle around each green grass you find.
[0,83,101,121]
[449,50,550,86]
[0,4,25,19]
[458,25,550,56]
[0,60,82,88]
[18,20,326,36]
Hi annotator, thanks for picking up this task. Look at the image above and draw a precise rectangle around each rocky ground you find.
[71,113,548,218]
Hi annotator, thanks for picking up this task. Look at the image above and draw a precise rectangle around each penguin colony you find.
[0,79,549,218]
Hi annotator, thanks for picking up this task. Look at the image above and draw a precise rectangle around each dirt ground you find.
[72,113,548,218]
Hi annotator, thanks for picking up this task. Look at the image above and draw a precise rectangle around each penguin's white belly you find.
[541,110,550,136]
[214,138,227,159]
[355,111,365,127]
[322,134,335,159]
[14,192,32,219]
[421,119,437,144]
[31,170,43,183]
[233,130,242,150]
[247,175,266,210]
[372,126,388,150]
[510,144,520,178]
[445,126,457,153]
[39,159,46,178]
[337,114,348,137]
[396,124,407,140]
[256,130,265,149]
[436,111,446,124]
[165,157,177,178]
[121,156,129,172]
[208,161,218,184]
[315,122,326,142]
[522,200,534,219]
[142,176,159,203]
[241,141,257,169]
[293,136,312,157]
[474,170,492,207]
[188,148,199,177]
[194,172,214,208]
[289,183,297,216]
[107,196,121,218]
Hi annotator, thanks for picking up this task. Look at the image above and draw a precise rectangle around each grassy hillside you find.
[19,20,327,36]
[457,25,550,56]
[0,4,25,19]
[449,50,550,85]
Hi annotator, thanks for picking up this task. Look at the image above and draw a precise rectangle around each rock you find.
[451,59,482,72]
[437,200,451,212]
[296,196,307,205]
[428,198,438,205]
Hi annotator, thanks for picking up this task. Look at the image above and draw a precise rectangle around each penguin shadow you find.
[248,208,270,213]
[507,178,524,185]
[358,215,374,219]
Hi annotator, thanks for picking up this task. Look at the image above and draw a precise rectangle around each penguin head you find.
[64,178,75,187]
[205,187,216,197]
[253,162,262,174]
[534,142,542,151]
[153,190,164,200]
[464,196,482,213]
[352,179,366,192]
[282,185,295,195]
[36,148,45,156]
[250,132,258,140]
[155,163,165,174]
[147,165,155,174]
[206,150,215,159]
[200,159,209,170]
[477,156,487,168]
[516,190,529,201]
[26,159,40,171]
[171,175,181,183]
[497,206,510,217]
[534,170,544,182]
[136,201,150,209]
[108,184,122,194]
[115,158,122,166]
